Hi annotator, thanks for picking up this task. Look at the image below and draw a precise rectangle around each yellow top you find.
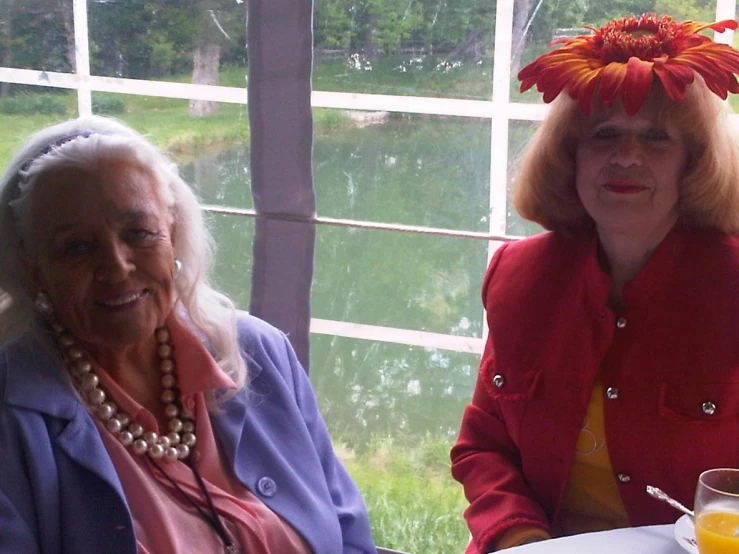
[496,375,630,550]
[555,374,631,536]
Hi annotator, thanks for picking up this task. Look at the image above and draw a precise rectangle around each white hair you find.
[0,115,246,393]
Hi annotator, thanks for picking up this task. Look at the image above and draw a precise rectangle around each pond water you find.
[182,114,535,451]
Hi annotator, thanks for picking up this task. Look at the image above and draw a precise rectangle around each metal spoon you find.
[646,485,695,519]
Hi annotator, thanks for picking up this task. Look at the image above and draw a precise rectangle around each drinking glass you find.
[694,468,739,554]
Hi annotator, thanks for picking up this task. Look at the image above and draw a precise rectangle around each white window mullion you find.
[73,0,92,116]
[485,0,516,343]
[714,0,737,35]
[489,0,514,249]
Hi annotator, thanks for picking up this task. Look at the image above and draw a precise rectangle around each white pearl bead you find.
[156,328,170,343]
[114,413,130,427]
[129,422,144,437]
[161,389,176,403]
[176,444,190,459]
[119,431,134,446]
[168,418,183,432]
[167,432,181,445]
[160,359,174,373]
[59,335,74,347]
[161,374,176,388]
[157,344,172,358]
[81,373,99,390]
[181,432,197,447]
[88,388,106,405]
[106,418,122,433]
[164,403,179,418]
[67,348,84,360]
[157,436,171,448]
[132,439,148,455]
[98,403,116,420]
[165,447,178,460]
[73,360,92,374]
[149,444,165,458]
[143,431,158,445]
[182,421,195,433]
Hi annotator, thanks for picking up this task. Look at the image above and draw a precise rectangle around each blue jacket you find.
[0,313,376,554]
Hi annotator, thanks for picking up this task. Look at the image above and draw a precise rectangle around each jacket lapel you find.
[3,332,126,498]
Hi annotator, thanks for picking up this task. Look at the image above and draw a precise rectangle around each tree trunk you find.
[189,41,221,116]
[59,0,76,73]
[510,0,534,76]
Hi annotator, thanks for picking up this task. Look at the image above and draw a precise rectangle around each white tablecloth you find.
[505,524,685,553]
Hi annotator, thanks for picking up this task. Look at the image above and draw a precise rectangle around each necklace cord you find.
[150,457,235,549]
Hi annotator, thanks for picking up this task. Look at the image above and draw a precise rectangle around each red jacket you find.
[451,224,739,553]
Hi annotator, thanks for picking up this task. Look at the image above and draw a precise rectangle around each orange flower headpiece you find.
[518,13,739,115]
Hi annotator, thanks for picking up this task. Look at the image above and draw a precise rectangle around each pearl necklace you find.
[53,324,196,462]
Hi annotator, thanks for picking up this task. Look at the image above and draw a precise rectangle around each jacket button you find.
[492,374,505,388]
[702,401,717,415]
[257,476,277,497]
[616,317,627,329]
[606,387,619,400]
[617,473,631,483]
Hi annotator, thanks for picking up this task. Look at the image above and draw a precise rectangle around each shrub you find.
[92,96,126,115]
[0,95,67,115]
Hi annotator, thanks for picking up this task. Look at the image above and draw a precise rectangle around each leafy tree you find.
[0,0,71,86]
[367,0,423,55]
[313,0,357,51]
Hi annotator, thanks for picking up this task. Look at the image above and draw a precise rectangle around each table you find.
[505,524,688,553]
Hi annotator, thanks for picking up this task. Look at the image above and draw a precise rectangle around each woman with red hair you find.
[452,13,739,553]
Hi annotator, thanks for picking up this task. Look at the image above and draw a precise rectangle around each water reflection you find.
[183,116,500,449]
[311,335,480,452]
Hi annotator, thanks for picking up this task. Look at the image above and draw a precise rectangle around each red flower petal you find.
[516,14,739,112]
[622,58,654,115]
[653,62,694,101]
[597,63,628,107]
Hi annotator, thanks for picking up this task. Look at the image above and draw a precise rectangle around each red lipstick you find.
[602,179,648,194]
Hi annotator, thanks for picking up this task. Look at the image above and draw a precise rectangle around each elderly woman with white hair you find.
[0,115,376,554]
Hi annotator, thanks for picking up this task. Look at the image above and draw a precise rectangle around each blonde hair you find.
[0,116,246,393]
[512,78,739,235]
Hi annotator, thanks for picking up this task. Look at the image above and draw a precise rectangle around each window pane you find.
[314,110,490,230]
[312,335,474,552]
[313,225,488,336]
[88,1,248,82]
[0,0,73,72]
[311,335,479,451]
[313,0,495,99]
[507,119,542,237]
[0,89,74,167]
[205,213,254,311]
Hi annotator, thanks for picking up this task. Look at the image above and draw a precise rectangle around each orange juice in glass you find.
[694,468,739,554]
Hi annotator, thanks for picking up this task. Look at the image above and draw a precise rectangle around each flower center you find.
[599,14,681,63]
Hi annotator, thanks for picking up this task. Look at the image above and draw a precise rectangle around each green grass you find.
[339,435,470,554]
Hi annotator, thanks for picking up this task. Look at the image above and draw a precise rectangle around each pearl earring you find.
[35,291,53,315]
[174,259,182,279]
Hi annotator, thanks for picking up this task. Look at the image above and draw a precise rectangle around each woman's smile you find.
[96,290,149,308]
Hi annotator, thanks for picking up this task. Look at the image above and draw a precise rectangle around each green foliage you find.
[342,435,470,554]
[0,1,71,73]
[0,94,67,115]
[92,96,126,115]
[313,107,351,129]
[530,0,589,42]
[368,0,424,55]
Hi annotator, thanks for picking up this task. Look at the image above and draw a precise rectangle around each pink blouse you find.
[93,316,312,554]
